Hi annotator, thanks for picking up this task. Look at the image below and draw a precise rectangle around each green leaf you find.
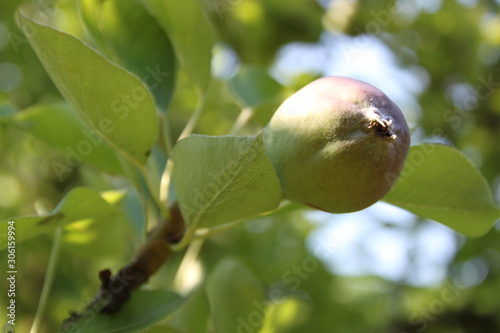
[62,190,133,259]
[168,287,209,333]
[383,144,500,237]
[0,187,126,249]
[17,8,158,166]
[228,65,283,107]
[206,259,266,333]
[171,133,282,232]
[140,0,213,93]
[79,0,176,112]
[61,290,184,333]
[12,102,123,176]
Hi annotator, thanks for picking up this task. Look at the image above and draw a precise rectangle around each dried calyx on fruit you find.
[263,76,410,213]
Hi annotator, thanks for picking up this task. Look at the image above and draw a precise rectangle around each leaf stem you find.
[230,106,254,135]
[30,227,63,333]
[160,113,174,157]
[159,92,207,207]
[178,92,207,141]
[139,165,170,221]
[159,159,174,207]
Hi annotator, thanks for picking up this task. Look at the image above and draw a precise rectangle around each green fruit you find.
[263,77,410,213]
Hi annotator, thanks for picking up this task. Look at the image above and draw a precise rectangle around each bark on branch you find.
[62,203,185,326]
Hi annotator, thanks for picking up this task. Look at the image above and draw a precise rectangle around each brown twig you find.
[62,203,185,325]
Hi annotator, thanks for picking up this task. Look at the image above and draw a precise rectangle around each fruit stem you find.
[367,111,397,139]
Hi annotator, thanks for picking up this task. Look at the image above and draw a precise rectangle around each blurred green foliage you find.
[1,0,500,332]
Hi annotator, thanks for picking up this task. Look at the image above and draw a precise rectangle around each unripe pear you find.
[263,77,410,213]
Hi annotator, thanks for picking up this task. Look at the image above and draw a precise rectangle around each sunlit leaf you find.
[0,187,126,249]
[259,297,311,333]
[384,144,500,237]
[79,0,176,112]
[17,8,158,165]
[62,190,133,259]
[171,133,282,232]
